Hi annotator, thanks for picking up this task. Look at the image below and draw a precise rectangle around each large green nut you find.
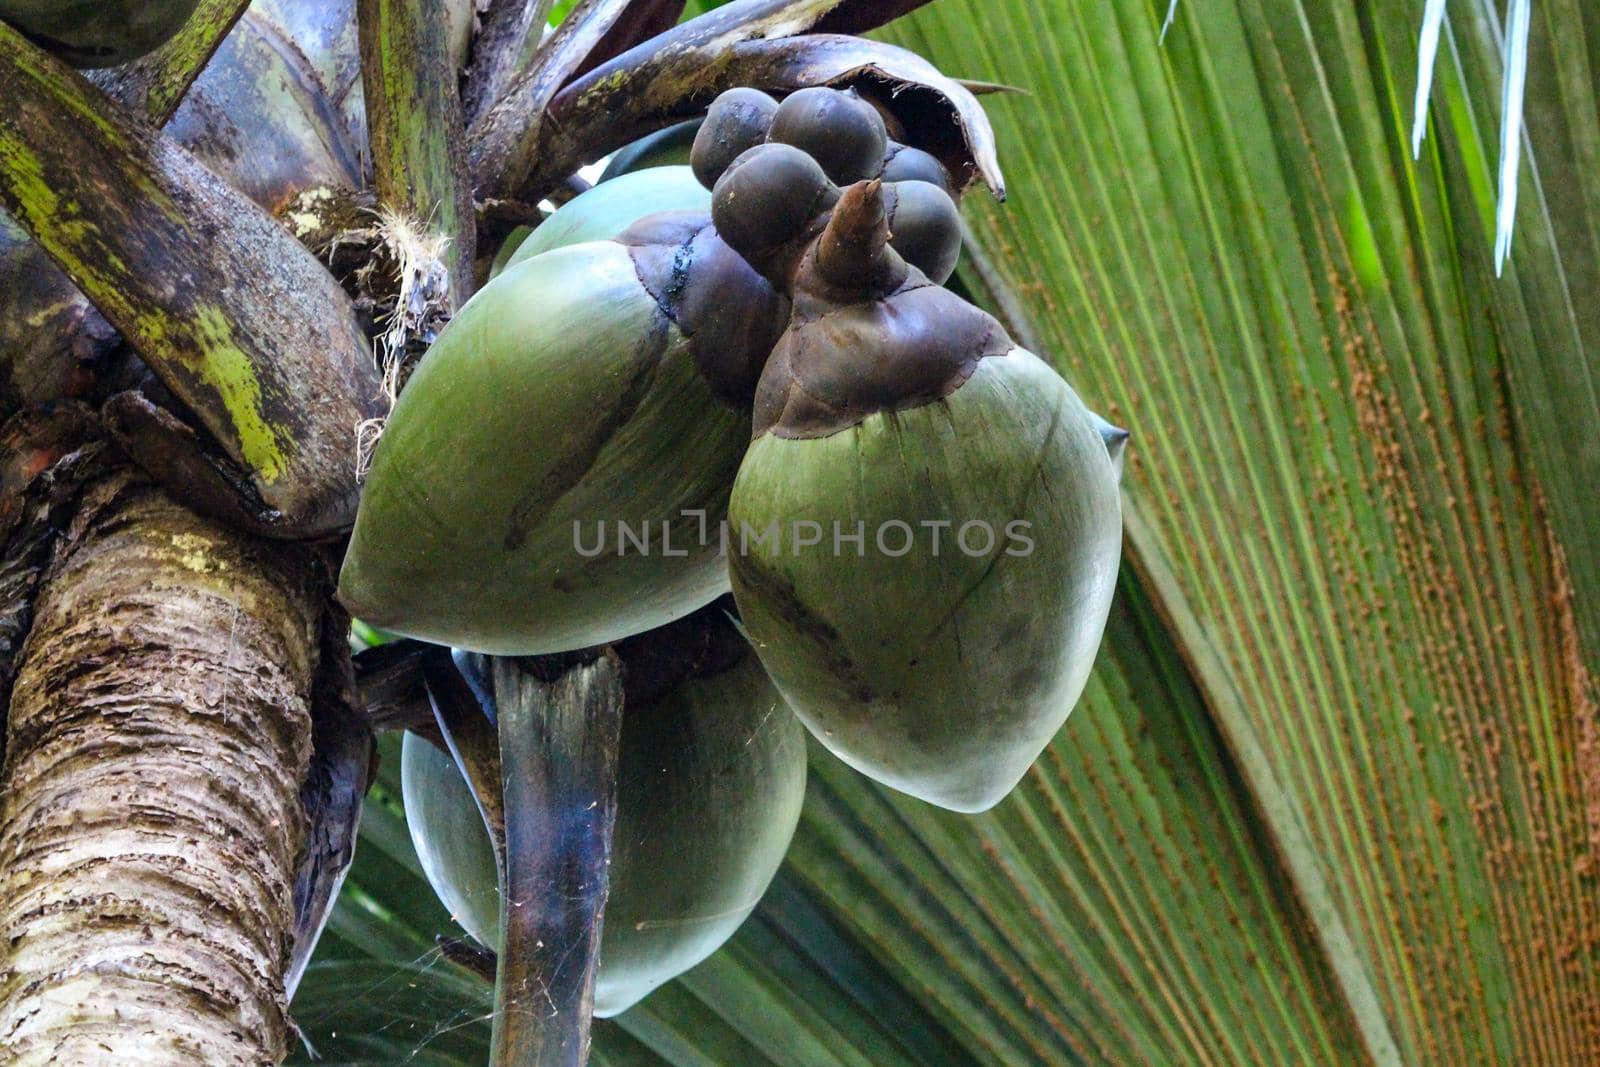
[729,346,1122,813]
[490,167,709,282]
[506,166,711,270]
[400,634,807,1016]
[340,241,749,653]
[487,225,535,280]
[601,121,702,182]
[0,0,200,67]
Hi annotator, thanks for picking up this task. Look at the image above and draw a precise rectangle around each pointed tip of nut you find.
[829,179,889,245]
[1091,414,1130,478]
[815,180,906,296]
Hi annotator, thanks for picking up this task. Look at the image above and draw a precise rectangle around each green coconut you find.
[600,121,703,181]
[340,216,784,653]
[487,225,535,280]
[724,181,1125,813]
[489,165,711,282]
[0,0,200,67]
[401,606,807,1016]
[506,166,711,269]
[403,733,498,939]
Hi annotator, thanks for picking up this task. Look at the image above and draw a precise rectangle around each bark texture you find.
[0,473,322,1064]
[0,24,384,537]
[358,0,475,311]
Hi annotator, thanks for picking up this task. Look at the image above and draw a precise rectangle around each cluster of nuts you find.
[345,85,1126,1011]
[695,85,964,285]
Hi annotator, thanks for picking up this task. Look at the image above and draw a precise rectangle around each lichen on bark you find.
[0,472,323,1064]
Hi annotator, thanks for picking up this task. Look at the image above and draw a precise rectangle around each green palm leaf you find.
[880,0,1600,1061]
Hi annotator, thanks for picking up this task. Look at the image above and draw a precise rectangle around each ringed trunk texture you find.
[0,472,322,1064]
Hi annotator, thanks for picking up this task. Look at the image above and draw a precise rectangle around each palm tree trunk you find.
[0,470,324,1064]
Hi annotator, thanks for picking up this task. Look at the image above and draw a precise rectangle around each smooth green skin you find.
[340,242,748,653]
[483,160,704,281]
[729,351,1123,812]
[402,732,499,948]
[0,0,199,66]
[598,121,701,182]
[401,654,807,1016]
[487,225,534,280]
[507,166,710,269]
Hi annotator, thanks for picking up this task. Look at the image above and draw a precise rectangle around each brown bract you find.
[0,21,382,538]
[749,181,1012,439]
[618,213,788,406]
[752,276,1011,439]
[610,594,756,706]
[476,25,1001,204]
